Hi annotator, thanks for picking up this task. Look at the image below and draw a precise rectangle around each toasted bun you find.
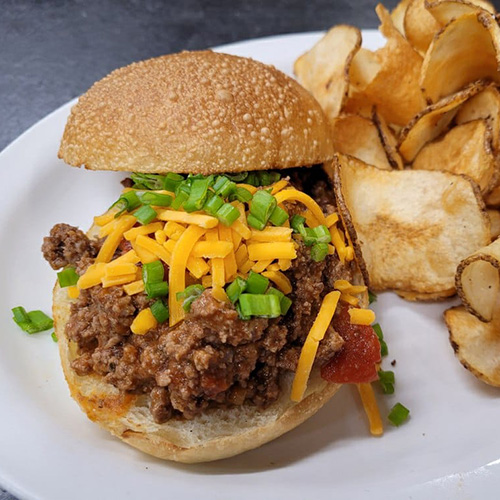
[53,283,340,463]
[58,51,334,175]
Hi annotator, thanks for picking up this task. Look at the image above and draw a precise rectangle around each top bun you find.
[58,50,333,175]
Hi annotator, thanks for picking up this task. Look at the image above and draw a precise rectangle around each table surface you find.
[0,0,400,498]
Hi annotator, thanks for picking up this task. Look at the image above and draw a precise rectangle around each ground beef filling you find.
[43,167,355,423]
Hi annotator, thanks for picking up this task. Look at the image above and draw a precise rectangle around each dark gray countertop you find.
[0,0,392,498]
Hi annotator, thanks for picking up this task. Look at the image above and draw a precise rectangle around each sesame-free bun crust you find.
[58,51,334,175]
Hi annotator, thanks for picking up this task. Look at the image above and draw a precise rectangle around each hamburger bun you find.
[59,50,334,175]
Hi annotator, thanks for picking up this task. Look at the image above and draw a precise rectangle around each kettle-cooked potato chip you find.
[487,209,500,239]
[294,25,361,121]
[455,238,500,322]
[391,0,412,35]
[404,0,441,54]
[426,0,495,26]
[445,306,500,387]
[486,184,500,207]
[412,120,496,193]
[329,154,490,298]
[398,80,485,161]
[360,5,426,126]
[372,110,404,169]
[420,11,500,103]
[455,84,500,149]
[331,114,393,170]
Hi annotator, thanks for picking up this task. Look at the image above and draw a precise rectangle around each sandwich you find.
[42,50,380,462]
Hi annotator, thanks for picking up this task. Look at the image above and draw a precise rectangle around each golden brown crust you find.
[59,50,334,175]
[53,282,340,463]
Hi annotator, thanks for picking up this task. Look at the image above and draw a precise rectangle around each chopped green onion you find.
[51,332,58,343]
[311,225,331,243]
[12,307,54,334]
[236,302,251,320]
[184,177,211,212]
[229,187,253,203]
[266,287,292,315]
[246,172,260,186]
[139,192,173,207]
[213,176,236,198]
[226,172,248,182]
[57,267,79,288]
[245,271,269,294]
[290,214,306,233]
[142,260,164,284]
[151,299,169,323]
[388,402,410,426]
[269,206,288,226]
[216,203,240,226]
[238,294,281,318]
[311,242,329,262]
[249,190,277,225]
[28,311,54,331]
[131,173,165,190]
[226,277,247,303]
[12,306,30,324]
[258,171,271,186]
[247,213,266,230]
[111,190,142,217]
[373,323,388,357]
[269,172,281,184]
[145,281,169,298]
[176,284,205,312]
[164,173,185,193]
[368,290,377,304]
[134,205,157,225]
[204,193,224,215]
[171,190,188,210]
[378,369,395,394]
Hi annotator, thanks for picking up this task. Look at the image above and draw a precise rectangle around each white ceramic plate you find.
[1,31,500,500]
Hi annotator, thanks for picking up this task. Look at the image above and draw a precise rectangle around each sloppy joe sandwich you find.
[42,50,380,462]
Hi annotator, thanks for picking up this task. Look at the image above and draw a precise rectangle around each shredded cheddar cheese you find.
[261,270,292,294]
[349,308,376,325]
[291,291,341,402]
[357,383,384,436]
[131,308,157,335]
[95,215,137,263]
[124,222,163,241]
[247,242,297,261]
[168,225,207,326]
[275,188,327,226]
[157,210,218,228]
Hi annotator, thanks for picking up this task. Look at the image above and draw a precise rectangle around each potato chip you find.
[487,209,500,239]
[391,0,412,35]
[456,84,500,149]
[372,109,404,169]
[398,80,485,162]
[426,0,496,26]
[404,0,441,54]
[412,120,496,193]
[445,306,500,387]
[329,154,490,297]
[358,5,426,126]
[349,48,381,91]
[486,184,500,207]
[420,11,500,103]
[294,25,361,121]
[455,238,500,322]
[331,114,393,170]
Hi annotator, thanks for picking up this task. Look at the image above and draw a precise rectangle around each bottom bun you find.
[53,284,341,463]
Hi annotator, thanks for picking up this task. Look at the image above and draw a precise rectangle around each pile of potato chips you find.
[295,0,500,387]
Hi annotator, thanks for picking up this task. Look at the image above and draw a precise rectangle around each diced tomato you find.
[321,302,381,383]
